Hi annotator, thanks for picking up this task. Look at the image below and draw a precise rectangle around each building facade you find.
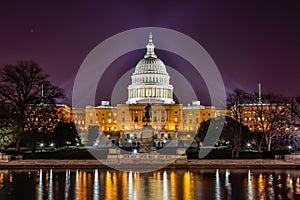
[72,33,225,136]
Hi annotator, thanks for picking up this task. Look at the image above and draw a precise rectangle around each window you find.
[122,117,125,122]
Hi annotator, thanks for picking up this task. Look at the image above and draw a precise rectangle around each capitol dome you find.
[127,33,175,104]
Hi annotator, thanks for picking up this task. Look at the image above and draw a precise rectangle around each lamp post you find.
[247,143,251,152]
[40,143,44,152]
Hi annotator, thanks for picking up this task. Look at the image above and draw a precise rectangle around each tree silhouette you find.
[197,116,251,157]
[249,94,289,151]
[53,122,80,147]
[0,61,65,150]
[227,89,251,158]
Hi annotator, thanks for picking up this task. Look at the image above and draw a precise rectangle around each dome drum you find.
[131,74,170,85]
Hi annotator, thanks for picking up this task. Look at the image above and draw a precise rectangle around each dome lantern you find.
[145,32,157,58]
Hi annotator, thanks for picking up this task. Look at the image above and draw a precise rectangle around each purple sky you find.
[1,1,300,106]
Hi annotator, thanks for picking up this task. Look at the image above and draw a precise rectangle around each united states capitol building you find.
[72,33,225,145]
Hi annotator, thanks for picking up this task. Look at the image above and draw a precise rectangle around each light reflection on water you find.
[0,169,299,199]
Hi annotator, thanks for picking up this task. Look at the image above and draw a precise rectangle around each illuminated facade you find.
[72,33,226,135]
[229,103,290,132]
[24,104,71,133]
[182,101,226,132]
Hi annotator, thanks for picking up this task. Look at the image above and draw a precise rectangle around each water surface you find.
[0,168,299,199]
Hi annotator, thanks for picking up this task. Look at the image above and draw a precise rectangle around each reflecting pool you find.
[0,169,299,199]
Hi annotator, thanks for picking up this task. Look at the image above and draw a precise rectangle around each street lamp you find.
[66,141,71,149]
[163,139,167,147]
[128,139,132,147]
[40,143,44,152]
[247,143,251,152]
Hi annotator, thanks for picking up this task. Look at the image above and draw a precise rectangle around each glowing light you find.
[216,169,220,200]
[48,169,53,200]
[94,169,99,199]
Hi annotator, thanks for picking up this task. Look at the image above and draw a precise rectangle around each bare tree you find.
[227,89,251,158]
[0,61,65,151]
[24,104,70,152]
[283,96,300,127]
[280,95,300,151]
[249,94,289,152]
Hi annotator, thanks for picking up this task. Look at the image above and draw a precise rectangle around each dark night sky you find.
[1,1,300,106]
